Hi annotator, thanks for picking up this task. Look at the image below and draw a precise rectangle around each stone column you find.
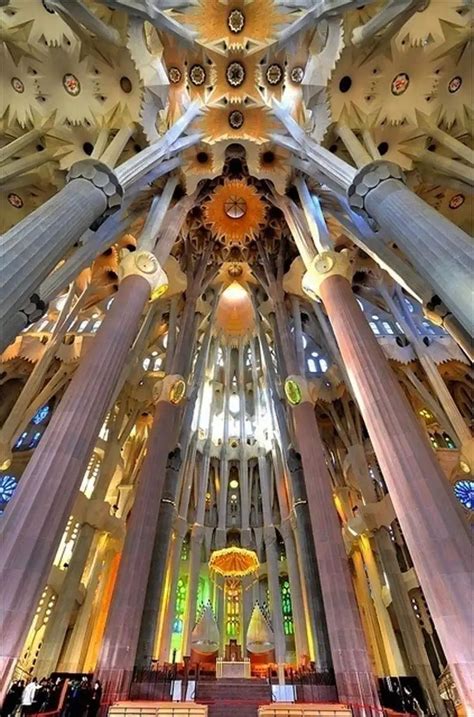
[271,440,310,663]
[34,436,125,676]
[289,401,379,706]
[34,524,97,678]
[157,518,189,664]
[358,536,405,675]
[0,102,201,340]
[258,451,286,666]
[0,251,166,697]
[272,298,379,707]
[351,549,386,676]
[273,110,472,333]
[347,161,473,335]
[182,523,205,657]
[304,253,473,711]
[60,540,120,673]
[257,327,331,668]
[182,436,212,657]
[134,447,183,667]
[0,160,122,330]
[279,519,310,662]
[96,295,203,699]
[375,529,449,717]
[95,391,184,699]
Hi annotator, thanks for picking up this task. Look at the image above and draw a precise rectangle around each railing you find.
[285,667,338,704]
[128,662,201,702]
[129,666,175,701]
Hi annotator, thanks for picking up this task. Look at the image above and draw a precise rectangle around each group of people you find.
[1,676,102,717]
[1,677,63,717]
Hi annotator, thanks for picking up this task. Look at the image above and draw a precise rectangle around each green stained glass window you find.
[173,577,187,634]
[226,589,240,638]
[280,577,294,636]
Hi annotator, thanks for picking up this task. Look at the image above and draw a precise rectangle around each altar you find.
[216,657,251,679]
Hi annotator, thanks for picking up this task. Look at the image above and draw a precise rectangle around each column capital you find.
[67,159,123,220]
[347,160,406,227]
[302,250,353,301]
[118,250,169,300]
[283,374,316,406]
[152,374,187,405]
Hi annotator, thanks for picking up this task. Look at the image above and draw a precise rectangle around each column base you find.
[98,669,134,706]
[335,669,380,710]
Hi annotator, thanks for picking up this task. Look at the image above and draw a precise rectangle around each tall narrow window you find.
[280,578,294,636]
[173,577,187,634]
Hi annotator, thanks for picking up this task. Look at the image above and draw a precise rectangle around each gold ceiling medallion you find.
[290,66,304,84]
[226,61,245,87]
[183,0,283,52]
[391,72,410,96]
[11,77,25,94]
[266,63,283,86]
[204,180,266,243]
[189,64,206,86]
[63,73,81,96]
[228,8,245,34]
[228,109,244,129]
[224,196,247,219]
[168,67,182,84]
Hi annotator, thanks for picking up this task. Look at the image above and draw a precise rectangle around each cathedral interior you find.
[0,1,472,716]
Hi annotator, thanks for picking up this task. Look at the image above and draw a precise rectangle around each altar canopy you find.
[208,547,260,581]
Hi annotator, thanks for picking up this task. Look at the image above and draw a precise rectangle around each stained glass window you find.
[173,577,187,633]
[226,586,240,638]
[28,431,42,449]
[454,480,474,511]
[15,432,28,449]
[280,578,294,636]
[0,475,17,504]
[32,405,50,425]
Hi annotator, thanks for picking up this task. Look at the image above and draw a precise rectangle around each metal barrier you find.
[129,667,175,701]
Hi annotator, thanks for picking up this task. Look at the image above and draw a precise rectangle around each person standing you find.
[69,678,91,717]
[1,681,23,717]
[20,680,38,717]
[87,682,102,717]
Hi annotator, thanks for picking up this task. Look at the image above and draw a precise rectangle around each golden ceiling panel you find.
[178,0,286,54]
[204,179,267,244]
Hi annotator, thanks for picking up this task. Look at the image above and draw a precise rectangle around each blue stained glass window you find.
[15,432,28,449]
[454,480,474,511]
[29,431,42,448]
[0,475,17,504]
[32,405,50,425]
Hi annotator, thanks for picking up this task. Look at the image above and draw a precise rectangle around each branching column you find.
[347,162,474,335]
[258,449,286,667]
[271,297,379,708]
[303,252,473,712]
[0,252,166,698]
[0,160,122,331]
[257,326,330,668]
[96,281,206,700]
[136,325,214,668]
[273,108,473,333]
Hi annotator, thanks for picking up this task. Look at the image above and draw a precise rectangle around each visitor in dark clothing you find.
[68,678,91,717]
[1,681,24,717]
[87,682,102,717]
